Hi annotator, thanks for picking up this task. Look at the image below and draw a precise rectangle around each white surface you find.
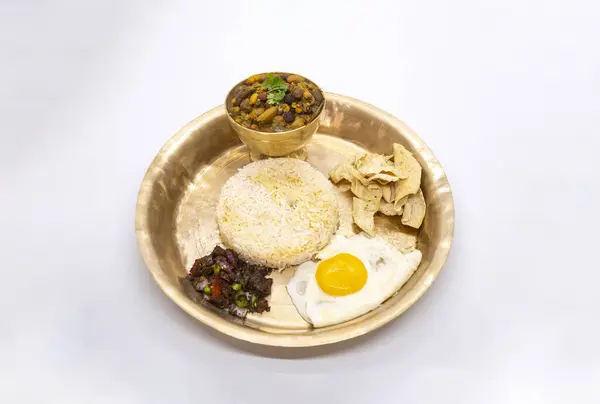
[1,0,599,402]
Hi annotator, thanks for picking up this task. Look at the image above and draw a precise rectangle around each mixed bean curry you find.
[227,73,324,132]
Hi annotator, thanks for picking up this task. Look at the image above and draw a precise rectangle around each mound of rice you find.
[216,158,339,268]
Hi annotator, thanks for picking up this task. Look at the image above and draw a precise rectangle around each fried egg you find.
[286,233,422,327]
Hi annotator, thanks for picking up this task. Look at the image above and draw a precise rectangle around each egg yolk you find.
[316,253,368,296]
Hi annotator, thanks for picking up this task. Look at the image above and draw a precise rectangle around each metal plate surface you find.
[135,93,454,347]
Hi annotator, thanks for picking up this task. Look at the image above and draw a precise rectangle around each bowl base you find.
[249,147,308,162]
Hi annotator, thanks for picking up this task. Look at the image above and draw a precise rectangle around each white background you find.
[1,0,599,403]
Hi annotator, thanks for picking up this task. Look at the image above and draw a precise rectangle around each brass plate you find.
[135,93,454,347]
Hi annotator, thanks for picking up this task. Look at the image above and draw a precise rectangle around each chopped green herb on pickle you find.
[236,296,248,308]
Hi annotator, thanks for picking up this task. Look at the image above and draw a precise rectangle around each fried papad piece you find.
[392,143,422,203]
[401,189,426,229]
[352,197,378,236]
[351,178,382,203]
[329,162,371,187]
[355,153,405,181]
[382,183,393,203]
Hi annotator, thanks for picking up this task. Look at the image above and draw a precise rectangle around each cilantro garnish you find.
[261,74,288,105]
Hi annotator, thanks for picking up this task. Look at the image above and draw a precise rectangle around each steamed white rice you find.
[216,158,339,268]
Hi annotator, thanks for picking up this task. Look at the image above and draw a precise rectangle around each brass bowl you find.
[136,93,455,347]
[225,72,325,158]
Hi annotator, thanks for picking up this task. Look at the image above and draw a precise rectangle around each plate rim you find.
[135,92,455,347]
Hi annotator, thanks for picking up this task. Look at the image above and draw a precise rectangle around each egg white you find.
[286,233,422,327]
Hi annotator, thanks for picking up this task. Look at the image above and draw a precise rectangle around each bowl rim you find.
[224,71,325,137]
[135,92,455,347]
